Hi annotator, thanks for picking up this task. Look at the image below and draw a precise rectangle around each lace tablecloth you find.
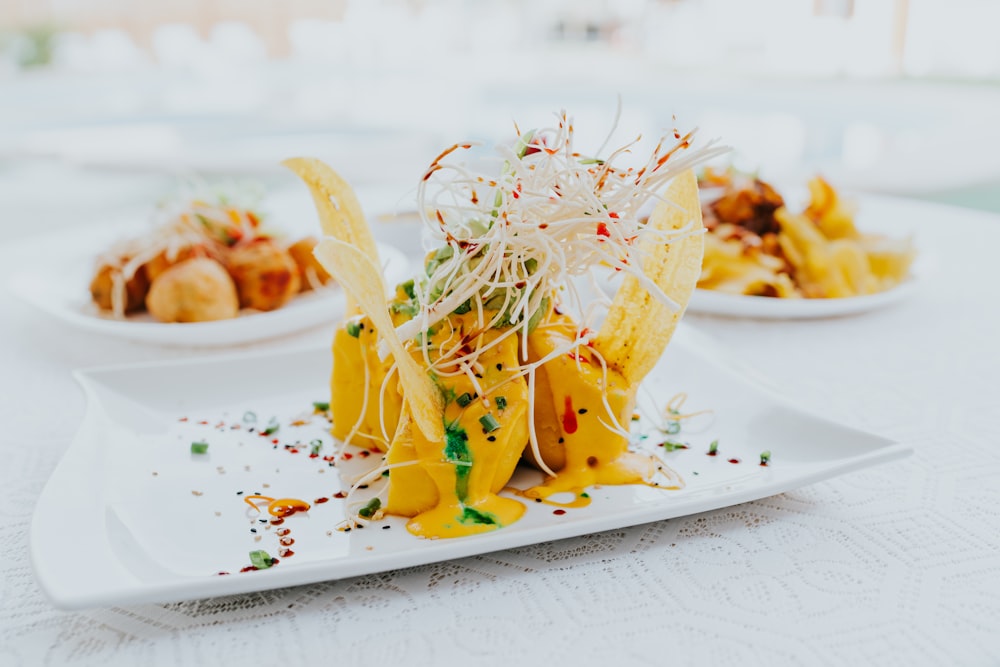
[2,194,998,666]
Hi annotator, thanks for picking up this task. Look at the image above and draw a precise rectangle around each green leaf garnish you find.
[358,497,382,518]
[495,396,507,411]
[312,401,330,412]
[708,440,719,455]
[249,550,273,569]
[190,441,209,454]
[760,450,772,465]
[345,321,362,338]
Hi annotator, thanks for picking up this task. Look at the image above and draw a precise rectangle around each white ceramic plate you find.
[7,229,409,347]
[31,325,911,609]
[687,281,918,319]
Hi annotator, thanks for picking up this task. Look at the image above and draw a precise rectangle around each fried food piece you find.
[144,246,203,282]
[145,258,239,322]
[286,236,333,291]
[707,177,784,236]
[90,264,149,314]
[226,240,301,311]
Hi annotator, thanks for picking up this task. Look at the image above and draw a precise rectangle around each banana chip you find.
[283,158,381,314]
[595,169,704,385]
[313,238,444,443]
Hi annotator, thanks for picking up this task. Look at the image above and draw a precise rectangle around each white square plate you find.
[30,326,910,609]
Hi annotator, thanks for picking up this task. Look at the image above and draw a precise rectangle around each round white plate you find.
[687,280,918,319]
[7,231,410,347]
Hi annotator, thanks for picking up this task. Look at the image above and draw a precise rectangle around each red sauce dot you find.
[279,549,295,558]
[553,509,567,516]
[216,571,230,576]
[333,491,347,499]
[728,458,740,464]
[279,537,295,547]
[270,517,285,526]
[240,566,256,573]
[315,496,330,504]
[342,453,353,460]
[272,439,279,445]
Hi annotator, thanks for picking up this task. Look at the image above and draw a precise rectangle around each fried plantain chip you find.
[594,169,704,385]
[313,238,444,442]
[283,158,381,313]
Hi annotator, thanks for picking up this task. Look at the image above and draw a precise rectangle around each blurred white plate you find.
[30,325,910,609]
[687,280,918,319]
[7,227,409,347]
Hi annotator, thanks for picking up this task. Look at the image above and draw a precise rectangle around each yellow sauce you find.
[329,309,667,539]
[524,315,656,500]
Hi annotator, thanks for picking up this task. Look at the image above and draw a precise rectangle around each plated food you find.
[697,168,916,299]
[286,112,729,539]
[88,186,332,323]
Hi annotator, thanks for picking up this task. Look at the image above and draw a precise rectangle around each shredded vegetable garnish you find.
[391,109,727,379]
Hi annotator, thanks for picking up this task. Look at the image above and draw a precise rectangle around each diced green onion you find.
[452,299,472,315]
[495,396,507,411]
[661,440,688,452]
[760,450,772,465]
[456,392,473,408]
[190,441,209,454]
[400,279,416,299]
[310,440,323,455]
[262,418,279,436]
[312,401,330,412]
[358,497,382,518]
[479,413,501,433]
[524,257,538,274]
[708,440,719,455]
[346,321,362,338]
[249,550,273,569]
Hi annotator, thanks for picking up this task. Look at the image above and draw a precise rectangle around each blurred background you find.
[2,0,999,241]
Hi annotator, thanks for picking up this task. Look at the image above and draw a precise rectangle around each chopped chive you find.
[479,413,501,433]
[345,321,362,338]
[760,450,772,465]
[358,497,382,518]
[312,401,330,412]
[249,550,273,569]
[708,440,719,455]
[261,422,279,436]
[495,396,507,411]
[661,440,688,452]
[310,440,323,456]
[190,441,209,454]
[456,392,473,408]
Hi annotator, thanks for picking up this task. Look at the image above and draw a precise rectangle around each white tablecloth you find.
[2,189,999,666]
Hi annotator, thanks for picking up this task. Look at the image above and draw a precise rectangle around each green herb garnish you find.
[455,392,473,408]
[708,440,719,455]
[661,440,688,452]
[190,441,209,454]
[345,320,362,338]
[358,497,382,518]
[310,439,323,456]
[495,396,507,411]
[479,413,501,433]
[760,450,772,465]
[312,401,330,412]
[249,550,273,569]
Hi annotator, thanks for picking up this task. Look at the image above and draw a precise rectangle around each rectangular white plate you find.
[31,325,911,609]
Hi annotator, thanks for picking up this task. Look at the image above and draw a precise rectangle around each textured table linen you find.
[2,195,999,666]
